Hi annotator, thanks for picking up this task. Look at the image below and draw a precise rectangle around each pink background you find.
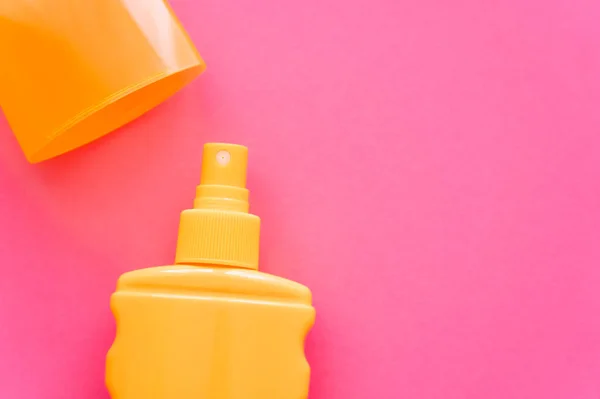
[1,0,600,398]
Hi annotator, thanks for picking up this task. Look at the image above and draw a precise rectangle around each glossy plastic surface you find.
[0,0,205,163]
[106,265,315,399]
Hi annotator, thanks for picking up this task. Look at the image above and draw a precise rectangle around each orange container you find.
[0,0,205,163]
[106,144,315,398]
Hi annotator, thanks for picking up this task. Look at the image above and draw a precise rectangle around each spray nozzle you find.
[176,143,260,269]
[194,143,250,212]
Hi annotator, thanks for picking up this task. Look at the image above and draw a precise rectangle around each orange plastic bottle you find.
[106,143,315,399]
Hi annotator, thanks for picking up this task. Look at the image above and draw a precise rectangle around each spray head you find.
[194,143,250,212]
[175,143,261,269]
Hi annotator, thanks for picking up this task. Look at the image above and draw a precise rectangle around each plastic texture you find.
[106,144,315,399]
[0,0,205,163]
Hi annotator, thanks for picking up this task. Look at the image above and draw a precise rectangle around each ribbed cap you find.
[174,144,261,269]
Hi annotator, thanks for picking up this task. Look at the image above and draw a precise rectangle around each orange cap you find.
[0,0,205,163]
[175,144,261,269]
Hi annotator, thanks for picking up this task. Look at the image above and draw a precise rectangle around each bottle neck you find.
[174,208,261,270]
[193,184,249,212]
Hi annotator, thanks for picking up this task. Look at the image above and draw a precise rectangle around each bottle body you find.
[106,265,315,399]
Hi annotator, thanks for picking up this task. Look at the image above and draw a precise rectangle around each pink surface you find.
[1,0,600,398]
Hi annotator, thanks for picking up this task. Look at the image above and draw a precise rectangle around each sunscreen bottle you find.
[106,143,315,399]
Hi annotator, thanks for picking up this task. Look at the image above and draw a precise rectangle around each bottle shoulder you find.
[116,265,312,305]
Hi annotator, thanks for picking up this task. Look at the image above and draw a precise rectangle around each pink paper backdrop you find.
[1,0,600,398]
